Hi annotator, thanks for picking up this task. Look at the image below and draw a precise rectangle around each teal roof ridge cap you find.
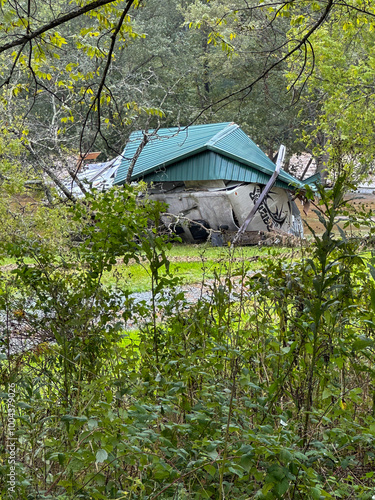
[127,122,232,140]
[205,123,239,146]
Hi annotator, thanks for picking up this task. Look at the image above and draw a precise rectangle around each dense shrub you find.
[1,179,375,499]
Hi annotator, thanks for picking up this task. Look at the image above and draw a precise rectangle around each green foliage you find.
[0,126,72,252]
[286,0,375,180]
[1,179,375,499]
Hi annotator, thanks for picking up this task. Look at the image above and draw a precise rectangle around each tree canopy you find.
[0,0,375,194]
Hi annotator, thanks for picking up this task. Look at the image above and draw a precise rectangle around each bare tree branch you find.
[335,1,375,18]
[80,0,136,154]
[125,129,150,184]
[191,0,334,123]
[0,0,136,55]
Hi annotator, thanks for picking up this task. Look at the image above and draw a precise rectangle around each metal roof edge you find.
[91,156,120,182]
[207,144,275,176]
[302,173,320,186]
[206,146,303,189]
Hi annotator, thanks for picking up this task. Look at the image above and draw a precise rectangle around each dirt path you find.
[296,192,375,236]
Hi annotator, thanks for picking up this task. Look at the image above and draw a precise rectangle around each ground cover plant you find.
[1,177,375,499]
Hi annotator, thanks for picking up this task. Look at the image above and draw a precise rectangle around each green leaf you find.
[267,464,285,482]
[305,343,313,354]
[240,453,254,472]
[334,357,344,369]
[96,449,108,463]
[88,418,98,430]
[228,465,244,477]
[204,464,216,477]
[352,337,374,351]
[153,463,170,480]
[309,486,322,499]
[262,481,274,494]
[206,449,219,460]
[280,449,292,463]
[61,415,75,422]
[322,388,333,399]
[275,477,289,496]
[17,401,32,409]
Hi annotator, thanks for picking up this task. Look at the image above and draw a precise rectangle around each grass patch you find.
[164,243,273,259]
[0,256,33,267]
[0,242,304,293]
[101,244,301,292]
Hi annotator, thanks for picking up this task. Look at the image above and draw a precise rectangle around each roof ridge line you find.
[205,123,239,147]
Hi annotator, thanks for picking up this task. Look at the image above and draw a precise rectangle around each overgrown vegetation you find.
[100,245,289,292]
[1,0,375,497]
[1,178,375,499]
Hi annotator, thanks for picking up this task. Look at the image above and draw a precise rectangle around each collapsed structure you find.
[114,122,316,243]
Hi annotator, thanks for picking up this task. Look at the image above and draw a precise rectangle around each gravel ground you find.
[0,283,222,356]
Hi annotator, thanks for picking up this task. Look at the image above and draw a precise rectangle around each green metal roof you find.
[142,151,295,190]
[114,122,304,189]
[303,173,321,186]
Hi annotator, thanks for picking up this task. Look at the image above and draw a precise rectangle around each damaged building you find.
[114,122,316,243]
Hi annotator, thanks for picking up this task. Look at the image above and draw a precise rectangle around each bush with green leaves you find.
[1,178,375,499]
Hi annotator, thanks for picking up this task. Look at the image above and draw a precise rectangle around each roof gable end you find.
[114,122,303,189]
[114,123,232,185]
